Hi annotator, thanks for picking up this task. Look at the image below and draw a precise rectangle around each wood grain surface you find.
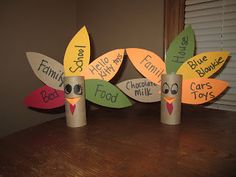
[0,103,236,177]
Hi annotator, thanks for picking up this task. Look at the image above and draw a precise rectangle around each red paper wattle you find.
[70,104,76,115]
[166,102,173,115]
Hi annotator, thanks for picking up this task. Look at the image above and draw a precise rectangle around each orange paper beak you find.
[164,96,176,104]
[66,97,80,105]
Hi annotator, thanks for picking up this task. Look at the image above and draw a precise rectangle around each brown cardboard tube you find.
[161,73,182,125]
[64,76,87,128]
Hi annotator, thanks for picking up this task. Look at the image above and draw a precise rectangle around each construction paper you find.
[64,76,86,127]
[176,51,230,80]
[85,79,132,108]
[26,52,64,91]
[64,26,90,77]
[116,78,161,103]
[166,26,195,73]
[82,49,124,81]
[182,78,228,104]
[126,48,166,85]
[24,85,64,109]
[161,73,182,125]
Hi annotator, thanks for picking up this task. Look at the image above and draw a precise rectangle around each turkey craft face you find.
[64,79,83,115]
[63,76,87,127]
[160,73,182,125]
[162,81,179,115]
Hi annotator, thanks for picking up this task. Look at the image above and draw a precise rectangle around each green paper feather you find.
[85,79,132,108]
[165,26,195,73]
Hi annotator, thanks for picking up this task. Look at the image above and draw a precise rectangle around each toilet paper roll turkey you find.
[161,73,182,125]
[64,76,87,127]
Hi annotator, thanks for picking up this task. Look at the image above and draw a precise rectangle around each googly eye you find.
[162,82,169,94]
[64,84,72,94]
[171,83,178,95]
[74,84,82,95]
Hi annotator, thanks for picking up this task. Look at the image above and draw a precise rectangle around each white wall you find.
[0,0,77,137]
[76,0,164,82]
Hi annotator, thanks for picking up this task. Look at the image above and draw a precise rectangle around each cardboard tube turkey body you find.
[161,73,182,125]
[64,76,86,127]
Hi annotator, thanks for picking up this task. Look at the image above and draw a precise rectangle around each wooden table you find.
[0,103,236,177]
